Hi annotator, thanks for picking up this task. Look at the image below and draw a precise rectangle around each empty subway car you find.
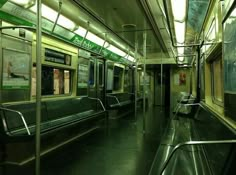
[0,0,236,175]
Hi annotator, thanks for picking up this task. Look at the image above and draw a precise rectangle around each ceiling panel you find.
[74,0,167,58]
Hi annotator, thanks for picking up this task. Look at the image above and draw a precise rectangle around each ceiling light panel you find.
[86,32,105,46]
[171,0,187,21]
[30,4,57,21]
[57,15,76,30]
[74,26,87,37]
[107,45,126,57]
[127,56,135,62]
[177,46,184,55]
[178,57,185,62]
[9,0,33,6]
[174,21,186,44]
[30,4,75,30]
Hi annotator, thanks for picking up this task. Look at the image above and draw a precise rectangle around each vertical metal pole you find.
[134,41,138,121]
[36,1,42,175]
[143,32,147,133]
[160,51,163,107]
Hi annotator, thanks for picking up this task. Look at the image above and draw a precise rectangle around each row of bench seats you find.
[106,92,134,109]
[0,96,106,164]
[149,103,236,175]
[0,96,106,141]
[106,92,135,119]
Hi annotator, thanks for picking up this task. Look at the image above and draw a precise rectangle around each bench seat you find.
[106,93,134,109]
[0,96,106,140]
[149,103,236,175]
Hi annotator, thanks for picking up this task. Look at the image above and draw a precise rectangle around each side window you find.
[53,68,70,95]
[89,60,95,86]
[31,66,71,96]
[211,57,223,105]
[78,64,89,88]
[113,66,124,91]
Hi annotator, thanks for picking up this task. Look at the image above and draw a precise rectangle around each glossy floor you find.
[0,106,169,175]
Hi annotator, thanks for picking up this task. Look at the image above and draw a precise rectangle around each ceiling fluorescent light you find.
[30,4,57,21]
[30,4,75,30]
[174,21,186,44]
[104,42,110,48]
[10,0,33,6]
[177,46,184,55]
[86,32,105,46]
[127,56,135,62]
[74,26,87,37]
[178,57,185,62]
[57,15,76,30]
[107,45,126,57]
[171,0,187,21]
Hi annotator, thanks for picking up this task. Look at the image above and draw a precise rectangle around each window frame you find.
[31,65,72,97]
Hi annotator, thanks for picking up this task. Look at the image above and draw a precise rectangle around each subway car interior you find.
[0,0,236,174]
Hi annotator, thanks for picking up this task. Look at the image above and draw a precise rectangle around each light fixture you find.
[9,0,35,7]
[127,56,135,62]
[30,4,75,30]
[107,45,126,57]
[174,21,186,44]
[104,42,110,48]
[171,0,187,22]
[74,26,87,37]
[86,32,105,46]
[230,7,236,17]
[30,4,57,21]
[178,57,185,62]
[57,15,76,30]
[177,46,184,55]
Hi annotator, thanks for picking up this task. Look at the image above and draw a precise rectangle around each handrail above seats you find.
[87,97,106,111]
[0,107,31,135]
[173,103,203,119]
[106,95,120,106]
[159,139,236,175]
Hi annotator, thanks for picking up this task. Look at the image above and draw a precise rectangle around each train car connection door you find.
[154,65,170,106]
[88,57,105,104]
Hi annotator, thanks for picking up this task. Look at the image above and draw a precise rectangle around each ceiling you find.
[42,0,211,64]
[71,0,171,59]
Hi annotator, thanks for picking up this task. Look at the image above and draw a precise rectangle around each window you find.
[205,18,216,52]
[31,66,71,96]
[113,66,124,91]
[78,64,89,88]
[89,60,95,86]
[211,58,223,104]
[53,69,70,95]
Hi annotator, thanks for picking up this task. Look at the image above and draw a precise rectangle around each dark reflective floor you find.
[0,106,169,175]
